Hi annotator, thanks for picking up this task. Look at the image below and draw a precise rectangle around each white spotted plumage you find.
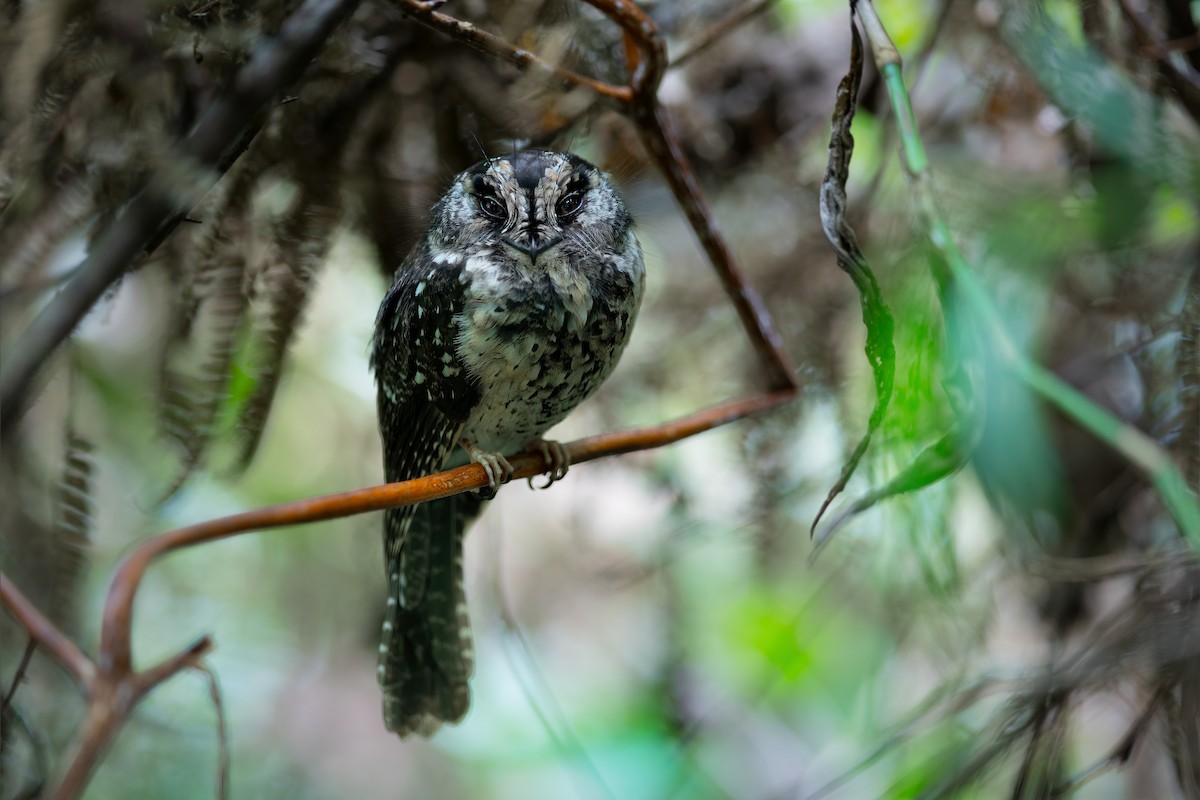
[371,150,644,738]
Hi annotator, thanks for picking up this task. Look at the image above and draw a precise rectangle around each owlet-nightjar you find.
[371,150,645,737]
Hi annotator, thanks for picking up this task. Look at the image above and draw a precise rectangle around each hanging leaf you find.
[812,245,986,553]
[812,18,897,534]
[813,425,974,553]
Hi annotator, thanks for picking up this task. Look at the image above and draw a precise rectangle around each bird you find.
[370,149,645,737]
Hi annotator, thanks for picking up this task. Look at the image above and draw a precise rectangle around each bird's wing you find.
[371,249,481,735]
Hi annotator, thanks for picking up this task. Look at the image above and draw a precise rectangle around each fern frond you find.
[156,152,267,498]
[0,177,94,290]
[52,429,94,627]
[232,184,342,469]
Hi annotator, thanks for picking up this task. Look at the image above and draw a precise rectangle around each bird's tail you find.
[379,491,484,737]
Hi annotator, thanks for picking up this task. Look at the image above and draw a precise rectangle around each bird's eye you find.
[472,176,507,221]
[557,191,585,219]
[477,193,507,221]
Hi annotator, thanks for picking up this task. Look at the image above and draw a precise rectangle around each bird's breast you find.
[455,251,641,453]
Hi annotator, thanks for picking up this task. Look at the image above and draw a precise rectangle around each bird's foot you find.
[461,438,513,498]
[526,438,571,490]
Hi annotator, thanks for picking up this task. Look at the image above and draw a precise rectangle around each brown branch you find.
[98,390,796,674]
[190,663,230,800]
[634,103,797,390]
[583,0,794,389]
[0,577,212,799]
[56,379,768,789]
[49,699,122,800]
[392,0,634,102]
[583,0,667,102]
[0,574,93,687]
[2,638,37,711]
[45,637,214,800]
[135,636,215,696]
[0,0,364,437]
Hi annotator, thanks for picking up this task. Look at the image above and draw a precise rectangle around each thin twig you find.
[589,0,796,389]
[1050,689,1165,796]
[670,0,779,68]
[583,0,667,101]
[0,0,364,436]
[0,575,93,687]
[134,636,214,695]
[392,0,633,102]
[2,638,38,710]
[635,103,798,390]
[190,663,230,800]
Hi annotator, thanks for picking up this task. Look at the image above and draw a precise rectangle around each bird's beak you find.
[502,234,562,264]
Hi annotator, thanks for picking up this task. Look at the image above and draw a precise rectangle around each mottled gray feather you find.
[372,149,644,738]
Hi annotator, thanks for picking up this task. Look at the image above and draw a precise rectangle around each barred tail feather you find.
[379,492,485,737]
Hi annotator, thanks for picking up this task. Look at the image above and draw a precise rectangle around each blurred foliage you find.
[3,0,1200,799]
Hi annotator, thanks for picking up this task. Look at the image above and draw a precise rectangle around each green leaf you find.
[813,18,898,534]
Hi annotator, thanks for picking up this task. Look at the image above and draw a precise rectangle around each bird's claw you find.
[526,439,571,490]
[462,439,513,496]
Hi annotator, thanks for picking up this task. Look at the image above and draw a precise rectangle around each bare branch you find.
[189,663,230,800]
[98,389,796,676]
[392,0,633,102]
[45,637,213,799]
[2,638,37,710]
[634,102,798,390]
[0,574,93,687]
[134,636,215,695]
